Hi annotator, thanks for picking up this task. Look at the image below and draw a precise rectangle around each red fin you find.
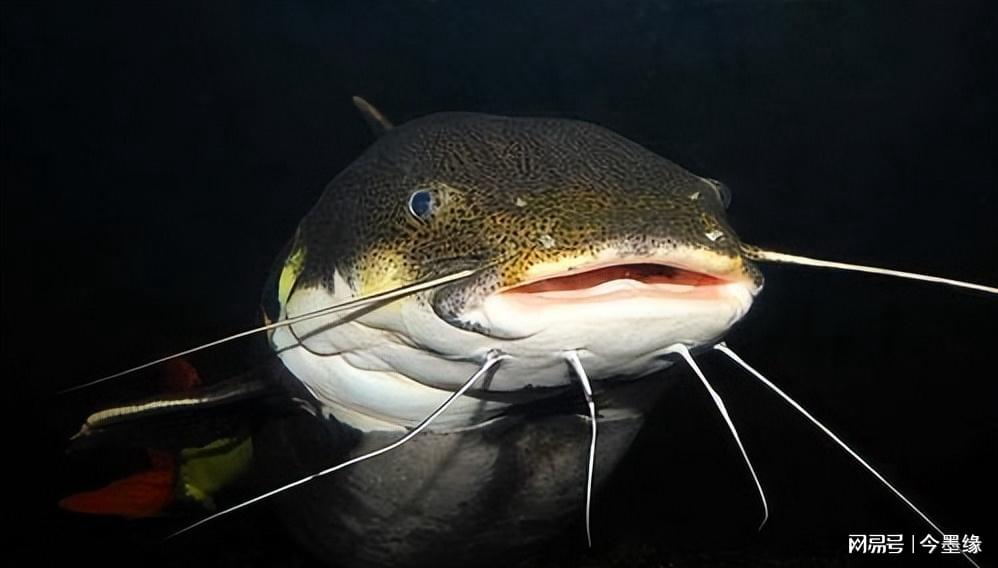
[161,358,201,393]
[59,452,177,518]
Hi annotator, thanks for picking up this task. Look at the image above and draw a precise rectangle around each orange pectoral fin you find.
[59,451,177,519]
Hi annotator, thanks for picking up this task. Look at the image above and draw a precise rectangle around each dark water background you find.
[3,1,996,566]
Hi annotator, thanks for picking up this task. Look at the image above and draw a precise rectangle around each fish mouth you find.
[498,258,759,304]
[418,253,763,388]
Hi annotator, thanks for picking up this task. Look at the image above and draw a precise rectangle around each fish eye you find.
[407,190,435,222]
[703,178,732,209]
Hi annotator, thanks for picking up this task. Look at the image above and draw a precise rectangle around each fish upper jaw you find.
[433,244,761,334]
[447,245,760,336]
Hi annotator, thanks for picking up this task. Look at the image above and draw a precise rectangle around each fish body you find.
[56,102,993,568]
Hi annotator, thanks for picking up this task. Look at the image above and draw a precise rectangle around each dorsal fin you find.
[351,96,394,137]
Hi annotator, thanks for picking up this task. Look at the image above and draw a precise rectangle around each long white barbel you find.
[58,269,478,394]
[167,350,505,540]
[665,343,769,530]
[745,247,998,295]
[564,350,598,547]
[714,342,981,568]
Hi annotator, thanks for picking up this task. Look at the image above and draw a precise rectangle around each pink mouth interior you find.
[504,263,726,295]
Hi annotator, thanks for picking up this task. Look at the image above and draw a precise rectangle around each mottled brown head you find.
[280,110,760,332]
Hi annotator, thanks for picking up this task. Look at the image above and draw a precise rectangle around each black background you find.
[3,1,996,566]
